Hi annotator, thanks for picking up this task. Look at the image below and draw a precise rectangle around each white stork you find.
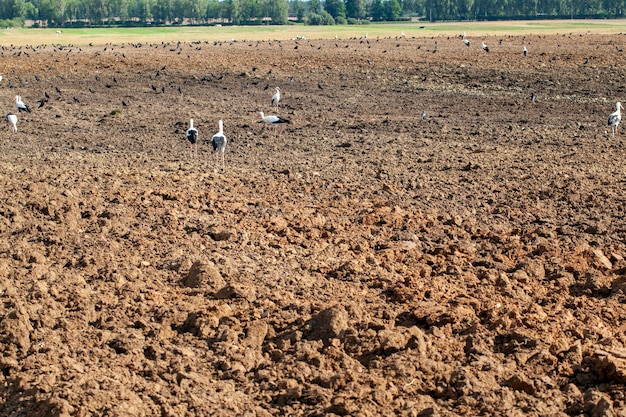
[523,45,528,57]
[608,102,623,137]
[259,111,290,137]
[186,118,199,157]
[481,42,489,52]
[211,120,227,171]
[15,95,31,113]
[6,113,17,132]
[271,86,281,109]
[461,32,470,47]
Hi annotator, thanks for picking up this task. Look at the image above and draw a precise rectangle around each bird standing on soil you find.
[461,33,470,47]
[608,102,623,137]
[6,113,17,132]
[186,119,199,157]
[523,45,528,57]
[259,111,290,137]
[271,87,281,109]
[481,42,489,52]
[211,120,227,171]
[15,96,31,113]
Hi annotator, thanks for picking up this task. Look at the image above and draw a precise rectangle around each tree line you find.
[0,0,623,27]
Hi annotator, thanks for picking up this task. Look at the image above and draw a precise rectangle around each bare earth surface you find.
[1,32,626,416]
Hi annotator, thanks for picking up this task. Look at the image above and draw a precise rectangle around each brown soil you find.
[1,32,626,417]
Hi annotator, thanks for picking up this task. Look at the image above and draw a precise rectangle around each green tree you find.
[384,0,401,19]
[324,0,346,19]
[291,0,305,21]
[225,0,240,23]
[370,0,385,20]
[38,0,64,22]
[153,0,172,22]
[308,9,334,23]
[136,0,154,21]
[309,0,321,14]
[266,0,288,23]
[24,1,37,19]
[345,0,365,18]
[240,0,262,22]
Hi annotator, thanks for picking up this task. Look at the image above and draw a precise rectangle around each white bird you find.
[421,111,427,120]
[481,42,489,52]
[15,95,31,113]
[0,75,3,82]
[461,32,470,47]
[211,120,227,171]
[523,45,528,57]
[259,111,290,137]
[6,113,17,132]
[608,102,623,137]
[186,118,199,157]
[271,86,281,109]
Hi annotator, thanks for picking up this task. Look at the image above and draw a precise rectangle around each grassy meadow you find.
[0,19,625,46]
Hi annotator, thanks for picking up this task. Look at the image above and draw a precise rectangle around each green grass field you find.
[1,19,625,46]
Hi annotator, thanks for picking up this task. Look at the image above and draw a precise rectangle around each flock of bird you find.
[3,34,624,164]
[4,69,291,172]
[183,85,291,171]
